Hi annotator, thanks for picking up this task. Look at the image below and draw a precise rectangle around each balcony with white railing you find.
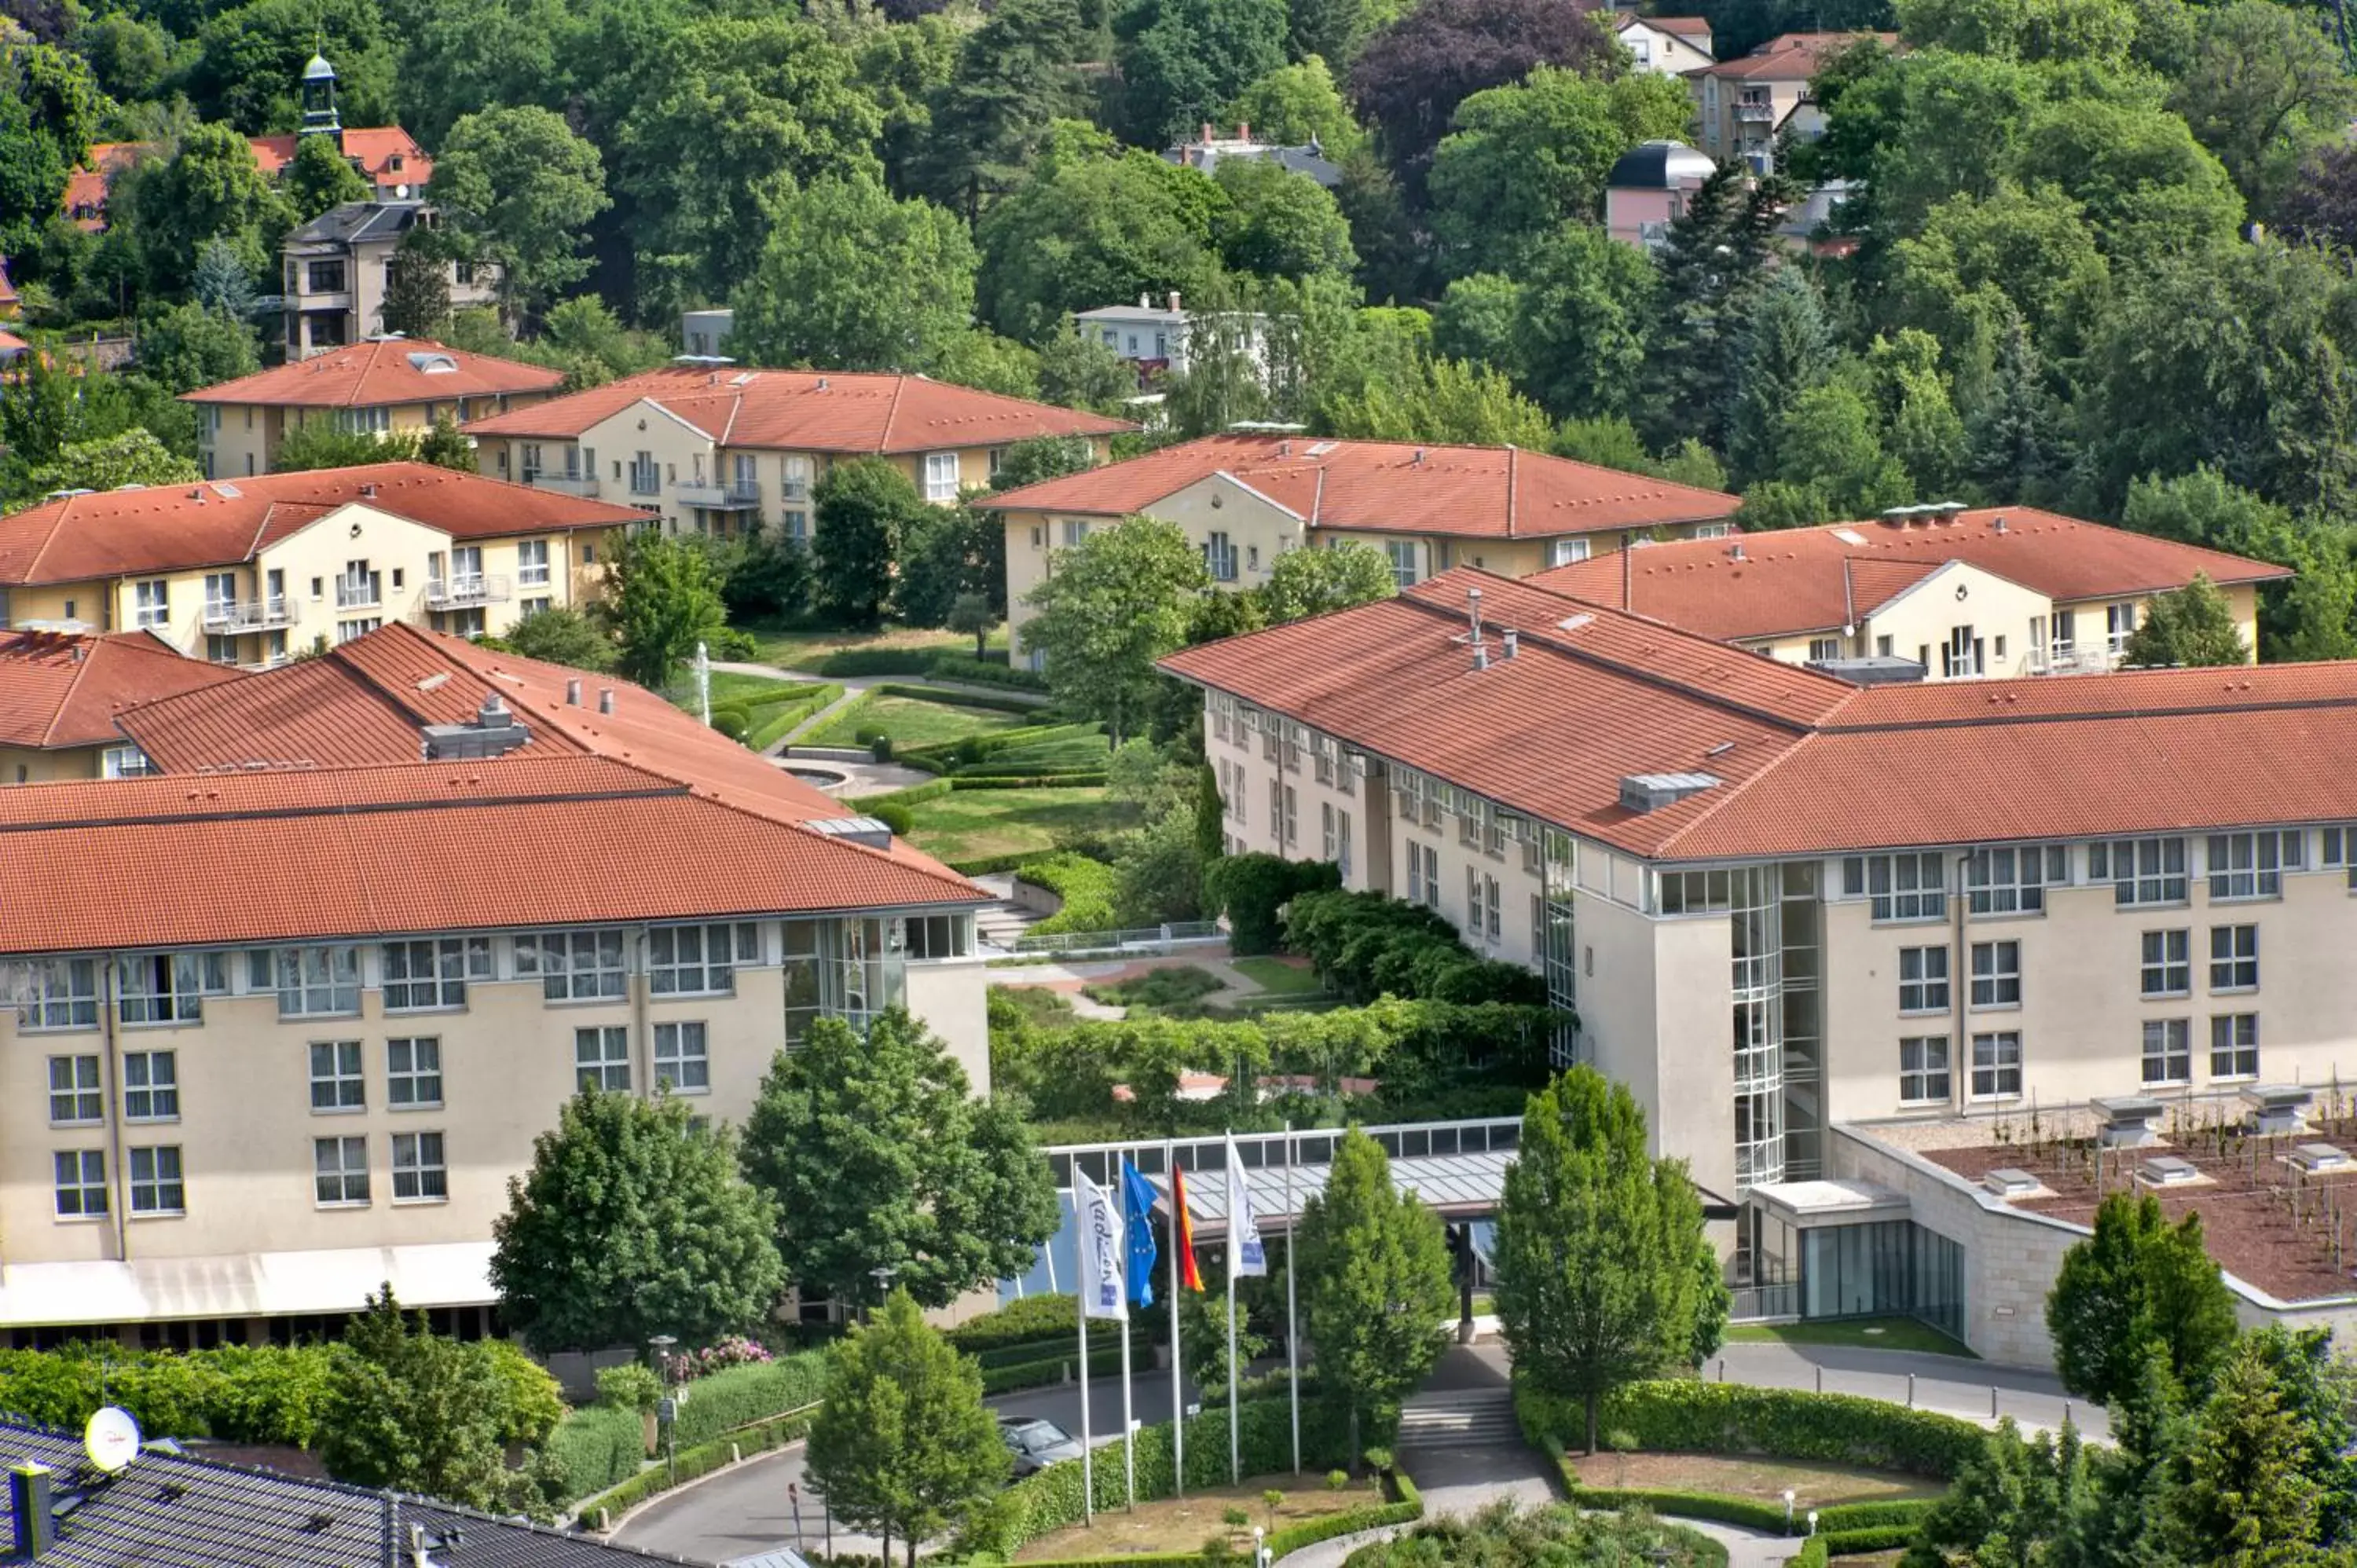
[1735,97,1776,122]
[525,467,600,498]
[200,597,300,633]
[2025,645,2124,676]
[424,573,511,610]
[676,477,763,509]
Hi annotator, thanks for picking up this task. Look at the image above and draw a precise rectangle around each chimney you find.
[598,688,615,715]
[1138,291,1150,309]
[1202,121,1214,142]
[1168,290,1181,313]
[1413,448,1426,466]
[1473,645,1489,671]
[10,1464,57,1559]
[1501,628,1518,660]
[477,691,511,730]
[1467,584,1483,647]
[566,677,582,705]
[1237,121,1250,140]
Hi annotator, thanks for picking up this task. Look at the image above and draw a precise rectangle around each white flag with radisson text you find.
[1225,1137,1267,1279]
[1076,1167,1130,1319]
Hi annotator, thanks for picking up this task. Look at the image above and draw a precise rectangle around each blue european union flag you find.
[1120,1160,1161,1310]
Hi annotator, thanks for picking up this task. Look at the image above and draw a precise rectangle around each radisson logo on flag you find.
[1074,1167,1129,1319]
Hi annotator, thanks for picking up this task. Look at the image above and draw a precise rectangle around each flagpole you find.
[1227,1134,1241,1487]
[1078,1224,1094,1527]
[1168,1138,1185,1501]
[1285,1120,1299,1475]
[1120,1304,1135,1511]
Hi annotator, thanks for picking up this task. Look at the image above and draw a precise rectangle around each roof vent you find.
[2242,1083,2313,1136]
[815,377,829,391]
[2095,1095,2165,1149]
[2289,1143,2351,1174]
[598,687,615,715]
[2137,1154,2201,1188]
[566,678,582,706]
[807,815,895,850]
[476,691,513,730]
[1728,542,1747,562]
[359,482,377,499]
[1412,448,1427,466]
[1501,628,1517,660]
[1983,1168,2042,1200]
[406,351,459,374]
[1618,771,1720,813]
[1991,514,2008,533]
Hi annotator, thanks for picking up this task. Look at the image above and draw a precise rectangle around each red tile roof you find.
[462,366,1138,452]
[1699,30,1895,78]
[181,339,563,408]
[988,433,1742,540]
[1160,567,2357,862]
[0,463,641,586]
[1533,509,2292,640]
[65,131,431,229]
[0,631,245,750]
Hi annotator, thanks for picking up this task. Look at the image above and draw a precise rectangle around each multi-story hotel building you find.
[1163,568,2357,1218]
[0,463,640,661]
[991,433,1744,662]
[464,367,1136,540]
[0,626,988,1348]
[1537,505,2287,676]
[0,631,245,783]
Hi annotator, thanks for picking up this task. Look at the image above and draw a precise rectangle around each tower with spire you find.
[299,49,343,147]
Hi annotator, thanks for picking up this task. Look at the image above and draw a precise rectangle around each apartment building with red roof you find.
[181,339,566,478]
[464,365,1137,542]
[1535,504,2290,676]
[1163,568,2357,1347]
[1694,30,1896,167]
[989,432,1742,662]
[0,623,988,1345]
[0,463,641,663]
[0,630,245,784]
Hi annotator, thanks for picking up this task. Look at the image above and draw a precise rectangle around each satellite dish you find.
[84,1406,141,1473]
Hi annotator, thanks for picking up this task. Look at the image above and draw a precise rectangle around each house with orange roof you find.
[0,462,642,661]
[1164,566,2357,1357]
[1534,504,2290,676]
[181,338,564,478]
[988,431,1742,664]
[1613,13,1716,74]
[464,365,1137,540]
[0,621,992,1345]
[1693,31,1895,169]
[0,629,246,784]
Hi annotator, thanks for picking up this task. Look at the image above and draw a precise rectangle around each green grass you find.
[738,621,1006,676]
[1231,956,1325,995]
[903,786,1138,863]
[1083,966,1227,1009]
[804,694,1028,749]
[1724,1317,1979,1359]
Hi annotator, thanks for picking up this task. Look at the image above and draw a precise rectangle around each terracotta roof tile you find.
[464,367,1137,451]
[181,339,563,408]
[1699,30,1895,77]
[990,433,1741,540]
[0,463,641,585]
[0,631,245,749]
[1534,508,2291,639]
[66,131,431,228]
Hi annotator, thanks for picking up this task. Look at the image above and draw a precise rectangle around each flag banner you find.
[1171,1164,1205,1291]
[1075,1167,1128,1320]
[1225,1137,1267,1278]
[1120,1160,1161,1310]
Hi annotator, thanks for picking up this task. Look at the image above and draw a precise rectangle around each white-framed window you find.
[1970,940,2021,1008]
[1321,801,1337,861]
[54,1150,107,1217]
[1965,845,2067,915]
[2210,1013,2260,1079]
[2106,600,2137,653]
[122,1050,177,1122]
[336,617,383,643]
[1204,531,1239,582]
[901,914,972,960]
[1269,777,1284,844]
[1282,785,1298,848]
[101,745,155,779]
[314,1136,369,1206]
[382,938,490,1011]
[1385,540,1420,589]
[1898,1036,1950,1104]
[2091,837,2187,907]
[2140,929,2190,997]
[48,1055,101,1125]
[1941,625,1981,678]
[1061,518,1089,547]
[118,953,225,1026]
[924,452,960,501]
[387,1038,442,1108]
[1336,808,1353,881]
[2141,1019,2191,1086]
[20,958,98,1031]
[128,1145,184,1214]
[782,455,812,501]
[2322,824,2357,889]
[519,929,628,1001]
[251,946,361,1017]
[2209,924,2258,991]
[1970,1031,2022,1100]
[1313,735,1335,786]
[649,923,756,995]
[1466,864,1483,932]
[522,596,551,616]
[336,406,394,436]
[1547,537,1592,567]
[1808,636,1841,661]
[1897,947,1948,1013]
[1484,873,1501,940]
[654,1021,709,1094]
[518,539,551,586]
[576,1026,630,1091]
[134,579,170,628]
[2208,831,2300,900]
[309,1040,365,1112]
[391,1132,447,1202]
[1842,852,1946,921]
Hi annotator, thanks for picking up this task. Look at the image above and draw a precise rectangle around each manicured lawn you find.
[1013,1473,1382,1560]
[738,621,1005,676]
[1563,1451,1945,1508]
[803,694,1026,749]
[903,787,1137,863]
[1231,956,1325,995]
[1724,1316,1978,1359]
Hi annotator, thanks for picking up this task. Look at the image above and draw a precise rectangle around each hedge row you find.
[546,1403,646,1501]
[926,654,1047,691]
[950,772,1109,789]
[0,1343,335,1447]
[948,1293,1084,1353]
[573,1406,819,1528]
[670,1354,830,1450]
[1266,1470,1423,1557]
[1516,1380,1981,1482]
[863,778,955,810]
[873,683,1043,715]
[743,684,845,751]
[1569,1487,1932,1539]
[1824,1524,1919,1554]
[979,1345,1128,1395]
[1021,854,1119,935]
[952,851,1037,876]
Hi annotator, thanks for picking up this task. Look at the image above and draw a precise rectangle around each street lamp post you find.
[1781,1488,1796,1536]
[650,1335,680,1488]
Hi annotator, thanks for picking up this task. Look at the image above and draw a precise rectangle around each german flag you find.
[1171,1163,1205,1291]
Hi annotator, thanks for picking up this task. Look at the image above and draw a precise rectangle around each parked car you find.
[998,1415,1086,1475]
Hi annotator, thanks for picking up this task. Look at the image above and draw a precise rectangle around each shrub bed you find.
[1517,1380,1981,1481]
[745,683,844,751]
[546,1404,645,1501]
[1267,1469,1423,1555]
[0,1343,334,1447]
[926,654,1047,691]
[1207,854,1341,956]
[862,778,955,810]
[949,772,1111,789]
[1021,854,1120,934]
[948,1294,1086,1353]
[1283,888,1548,1006]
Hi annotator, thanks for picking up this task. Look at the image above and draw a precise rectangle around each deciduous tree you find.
[1493,1066,1712,1453]
[283,130,372,220]
[2122,573,2249,667]
[12,430,201,504]
[131,301,260,394]
[742,1009,1059,1311]
[728,177,977,372]
[2046,1190,2238,1408]
[489,1089,783,1354]
[1512,222,1655,422]
[1224,57,1365,156]
[108,119,296,301]
[1211,157,1358,281]
[1259,540,1396,621]
[2167,0,2357,221]
[896,498,1006,625]
[1019,515,1208,743]
[430,104,610,320]
[489,606,616,672]
[1115,0,1290,149]
[380,230,454,340]
[814,456,930,627]
[605,529,728,688]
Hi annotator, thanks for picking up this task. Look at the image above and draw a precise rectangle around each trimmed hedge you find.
[980,1345,1127,1394]
[863,778,955,810]
[0,1343,335,1447]
[1571,1487,1794,1533]
[1816,1500,1939,1533]
[1824,1524,1919,1554]
[546,1404,644,1501]
[926,654,1048,691]
[1021,854,1119,934]
[1266,1470,1423,1555]
[874,682,1043,714]
[746,683,844,751]
[950,772,1110,789]
[572,1406,819,1527]
[1790,1541,1828,1568]
[952,851,1037,875]
[1517,1379,1981,1482]
[948,1293,1085,1353]
[669,1353,830,1449]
